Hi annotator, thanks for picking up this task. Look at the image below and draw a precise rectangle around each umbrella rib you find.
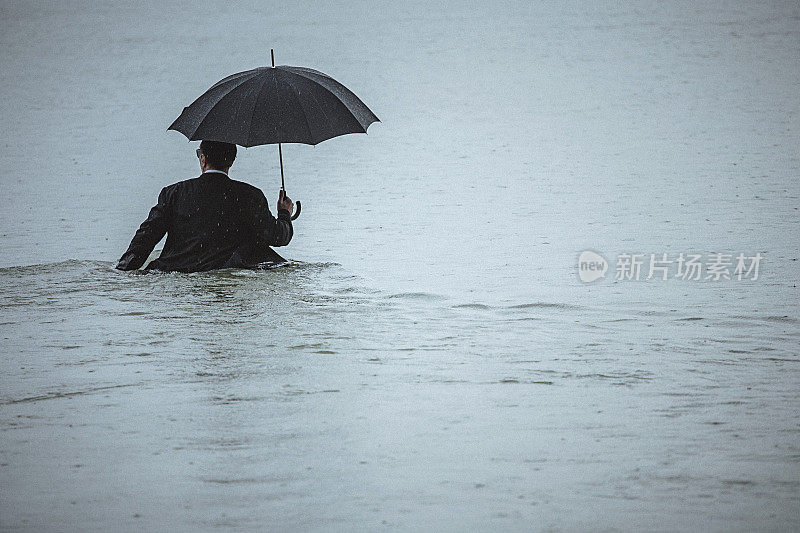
[208,68,257,90]
[287,67,378,130]
[246,74,273,147]
[187,71,262,141]
[170,72,258,137]
[237,73,271,147]
[281,72,318,145]
[272,70,281,144]
[217,73,264,144]
[293,72,369,143]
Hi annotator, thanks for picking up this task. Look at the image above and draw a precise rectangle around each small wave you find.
[505,302,583,311]
[726,314,799,325]
[201,476,287,485]
[210,395,264,404]
[386,291,446,301]
[722,479,757,487]
[1,383,140,405]
[288,343,328,350]
[0,258,339,276]
[761,315,798,324]
[451,303,493,310]
[270,260,341,271]
[0,259,96,271]
[495,378,554,385]
[281,389,340,396]
[0,259,114,275]
[576,371,653,385]
[143,260,328,276]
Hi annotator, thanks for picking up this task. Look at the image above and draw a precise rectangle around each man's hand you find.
[278,189,294,216]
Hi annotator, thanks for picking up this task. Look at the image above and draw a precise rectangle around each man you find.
[116,140,294,272]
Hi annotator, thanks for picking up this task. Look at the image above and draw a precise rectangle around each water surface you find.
[1,0,799,530]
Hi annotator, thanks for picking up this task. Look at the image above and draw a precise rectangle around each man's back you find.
[117,171,293,272]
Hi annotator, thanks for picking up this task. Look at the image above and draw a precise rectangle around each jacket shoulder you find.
[159,177,193,195]
[168,176,203,189]
[228,179,266,199]
[159,175,211,195]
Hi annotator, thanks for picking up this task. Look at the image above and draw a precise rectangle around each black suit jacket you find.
[117,172,293,272]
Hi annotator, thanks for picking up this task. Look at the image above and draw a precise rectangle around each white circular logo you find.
[577,250,608,282]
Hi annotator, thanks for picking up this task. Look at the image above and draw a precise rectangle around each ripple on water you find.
[495,378,555,385]
[505,302,586,311]
[1,383,141,405]
[451,303,494,310]
[386,291,447,301]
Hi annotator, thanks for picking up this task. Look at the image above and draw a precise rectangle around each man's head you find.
[197,140,237,172]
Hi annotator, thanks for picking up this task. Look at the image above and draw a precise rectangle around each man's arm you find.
[251,189,293,247]
[116,187,171,270]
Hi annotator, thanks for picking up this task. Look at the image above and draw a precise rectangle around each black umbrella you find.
[168,50,379,219]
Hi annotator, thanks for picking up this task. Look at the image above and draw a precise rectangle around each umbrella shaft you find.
[273,49,284,190]
[278,142,285,190]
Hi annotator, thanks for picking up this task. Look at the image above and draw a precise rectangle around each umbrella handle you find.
[291,201,301,220]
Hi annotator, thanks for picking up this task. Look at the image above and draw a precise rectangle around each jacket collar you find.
[202,169,229,178]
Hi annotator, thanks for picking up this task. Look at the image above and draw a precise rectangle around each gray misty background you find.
[1,0,798,531]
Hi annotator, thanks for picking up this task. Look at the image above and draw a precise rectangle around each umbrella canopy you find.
[168,65,379,147]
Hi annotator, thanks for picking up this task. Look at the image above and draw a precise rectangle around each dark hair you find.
[199,140,237,169]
